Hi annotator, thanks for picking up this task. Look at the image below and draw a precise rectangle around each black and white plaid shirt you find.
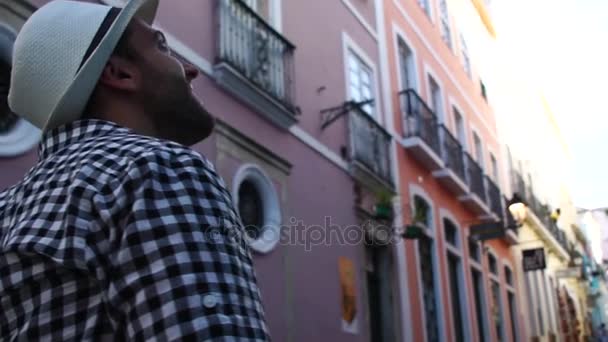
[0,120,269,341]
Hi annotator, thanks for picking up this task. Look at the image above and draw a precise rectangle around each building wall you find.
[0,0,395,341]
[383,0,521,341]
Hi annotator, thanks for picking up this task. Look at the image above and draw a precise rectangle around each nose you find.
[183,62,199,82]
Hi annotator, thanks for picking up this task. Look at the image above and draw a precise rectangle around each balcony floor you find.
[458,193,491,216]
[432,168,468,196]
[402,137,443,171]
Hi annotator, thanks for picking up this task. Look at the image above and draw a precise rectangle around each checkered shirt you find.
[0,120,269,341]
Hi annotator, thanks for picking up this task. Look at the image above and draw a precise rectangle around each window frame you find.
[342,32,381,120]
[410,184,447,342]
[232,164,282,254]
[438,0,452,49]
[440,209,471,342]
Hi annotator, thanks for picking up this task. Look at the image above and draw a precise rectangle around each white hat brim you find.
[42,0,159,132]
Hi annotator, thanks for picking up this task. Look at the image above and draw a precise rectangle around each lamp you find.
[508,194,527,224]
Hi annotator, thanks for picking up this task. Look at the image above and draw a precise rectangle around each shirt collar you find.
[39,119,132,159]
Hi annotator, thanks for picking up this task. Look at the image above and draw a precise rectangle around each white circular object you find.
[232,164,282,254]
[203,294,217,309]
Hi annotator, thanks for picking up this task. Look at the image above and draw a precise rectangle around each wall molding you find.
[340,0,378,41]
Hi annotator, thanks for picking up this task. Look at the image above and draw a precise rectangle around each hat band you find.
[77,7,121,73]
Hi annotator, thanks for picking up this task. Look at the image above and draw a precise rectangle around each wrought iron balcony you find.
[459,152,490,215]
[465,153,486,201]
[433,125,467,196]
[522,187,569,257]
[400,89,442,170]
[503,196,519,245]
[511,170,526,199]
[349,104,394,190]
[485,176,502,219]
[215,0,297,129]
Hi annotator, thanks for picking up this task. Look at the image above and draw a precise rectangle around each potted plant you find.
[402,203,426,240]
[373,190,394,221]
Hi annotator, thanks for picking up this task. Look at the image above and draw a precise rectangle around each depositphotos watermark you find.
[235,216,407,251]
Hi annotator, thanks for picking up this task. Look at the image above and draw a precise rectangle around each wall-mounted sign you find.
[555,267,583,279]
[469,221,505,241]
[522,248,546,271]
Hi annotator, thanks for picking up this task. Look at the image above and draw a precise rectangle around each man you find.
[0,0,269,340]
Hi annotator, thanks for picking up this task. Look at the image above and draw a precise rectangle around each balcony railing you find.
[464,152,486,201]
[504,196,517,232]
[217,0,296,110]
[400,89,441,157]
[511,170,526,198]
[485,176,502,218]
[349,105,393,187]
[438,125,466,181]
[524,187,570,252]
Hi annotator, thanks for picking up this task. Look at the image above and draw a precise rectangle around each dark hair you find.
[112,23,136,60]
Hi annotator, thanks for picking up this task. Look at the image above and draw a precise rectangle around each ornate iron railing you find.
[217,0,296,109]
[438,124,466,182]
[400,89,441,157]
[349,105,393,186]
[464,152,486,201]
[485,176,502,218]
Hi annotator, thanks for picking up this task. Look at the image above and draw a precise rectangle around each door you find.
[366,245,395,342]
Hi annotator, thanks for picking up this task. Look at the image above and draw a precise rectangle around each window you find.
[504,266,513,286]
[488,253,498,275]
[469,238,480,262]
[448,253,465,342]
[397,38,415,90]
[439,0,452,48]
[444,219,458,247]
[491,281,504,342]
[445,218,465,342]
[507,291,519,342]
[428,76,443,122]
[473,132,484,170]
[238,180,265,240]
[418,0,432,18]
[347,51,375,116]
[453,108,466,148]
[233,164,282,254]
[460,35,471,78]
[413,195,431,228]
[481,80,488,101]
[414,196,440,341]
[489,153,498,183]
[472,269,488,342]
[419,235,440,341]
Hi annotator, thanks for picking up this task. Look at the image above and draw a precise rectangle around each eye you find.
[156,32,170,52]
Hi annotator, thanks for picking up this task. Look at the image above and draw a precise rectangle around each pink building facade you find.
[0,0,398,341]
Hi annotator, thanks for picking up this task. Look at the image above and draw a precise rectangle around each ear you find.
[97,55,139,92]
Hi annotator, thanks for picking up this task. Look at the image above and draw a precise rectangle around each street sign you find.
[469,221,505,241]
[555,267,582,279]
[522,248,546,271]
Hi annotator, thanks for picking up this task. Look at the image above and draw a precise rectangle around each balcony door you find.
[347,51,375,117]
[243,0,271,21]
[397,38,416,91]
[428,76,444,123]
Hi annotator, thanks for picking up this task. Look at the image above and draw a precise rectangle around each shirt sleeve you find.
[98,150,269,341]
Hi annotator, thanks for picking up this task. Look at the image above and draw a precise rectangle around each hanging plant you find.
[373,190,394,221]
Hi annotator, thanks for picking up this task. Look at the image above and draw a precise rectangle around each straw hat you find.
[8,0,158,132]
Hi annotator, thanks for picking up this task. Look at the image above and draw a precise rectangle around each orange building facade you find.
[382,0,525,341]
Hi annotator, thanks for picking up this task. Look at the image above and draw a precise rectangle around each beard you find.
[141,69,215,146]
